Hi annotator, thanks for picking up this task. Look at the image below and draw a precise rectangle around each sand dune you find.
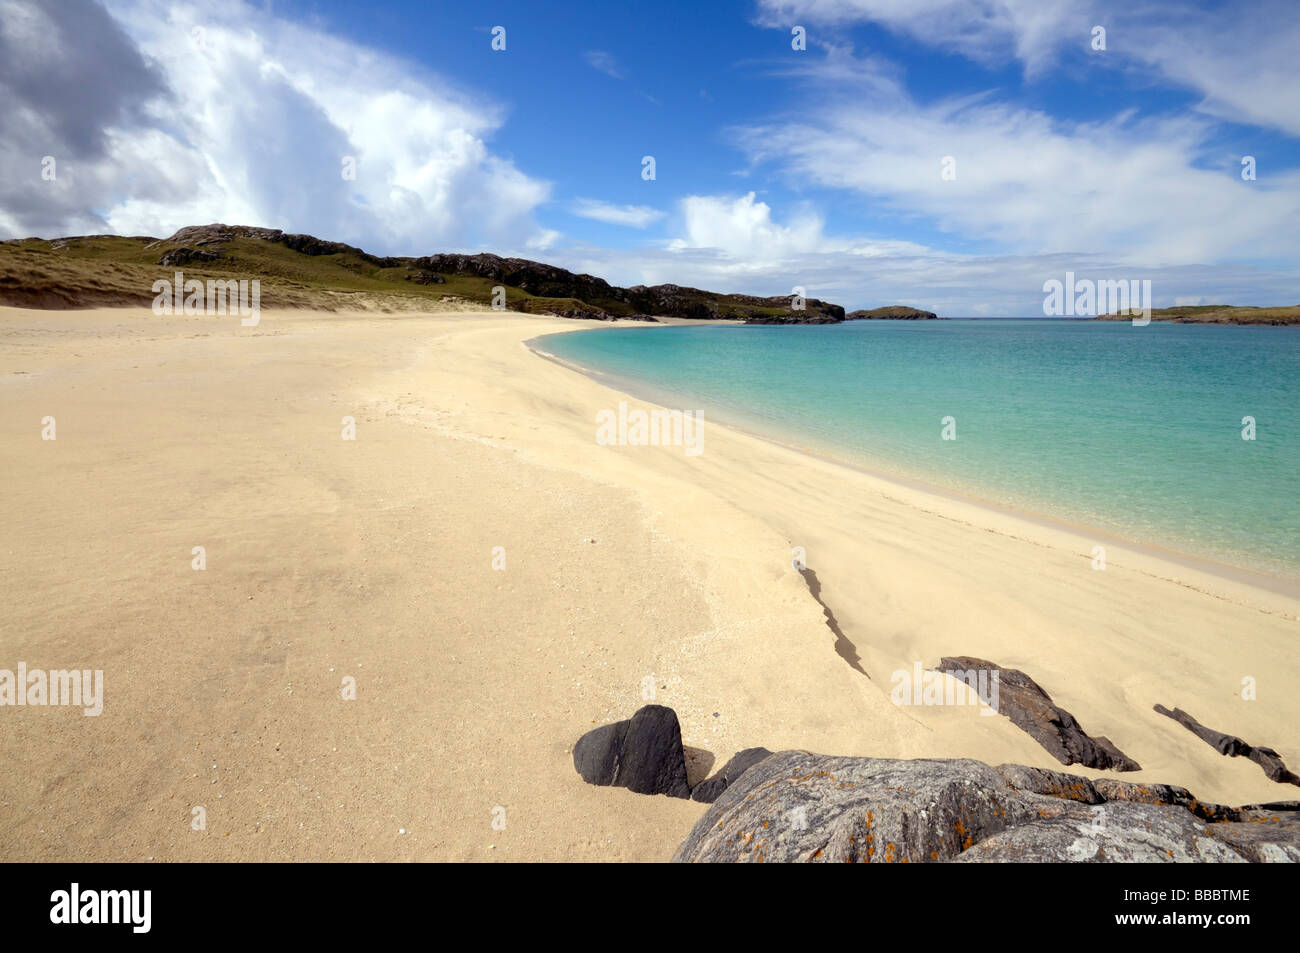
[1,307,1296,862]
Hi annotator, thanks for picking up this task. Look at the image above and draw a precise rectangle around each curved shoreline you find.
[526,324,1300,605]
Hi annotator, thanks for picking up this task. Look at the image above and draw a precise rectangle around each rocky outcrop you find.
[411,259,845,322]
[672,751,1300,862]
[741,311,842,325]
[403,269,444,285]
[156,246,221,267]
[146,224,403,266]
[1155,704,1300,787]
[691,747,774,803]
[846,306,939,320]
[416,252,620,305]
[572,705,691,799]
[512,297,637,321]
[935,657,1140,772]
[624,283,843,323]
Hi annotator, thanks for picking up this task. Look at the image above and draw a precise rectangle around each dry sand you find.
[1,306,1297,862]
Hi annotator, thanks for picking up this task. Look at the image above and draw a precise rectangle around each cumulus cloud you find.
[669,192,826,261]
[571,199,664,228]
[666,191,928,261]
[0,0,169,236]
[0,0,553,252]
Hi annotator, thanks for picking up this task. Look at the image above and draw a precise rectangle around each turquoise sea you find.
[538,320,1300,580]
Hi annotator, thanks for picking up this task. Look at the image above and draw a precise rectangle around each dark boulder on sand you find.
[572,704,691,799]
[935,656,1140,772]
[1155,704,1300,787]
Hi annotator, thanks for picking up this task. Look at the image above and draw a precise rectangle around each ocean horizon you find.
[540,319,1300,581]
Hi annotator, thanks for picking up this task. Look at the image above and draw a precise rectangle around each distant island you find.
[846,306,940,320]
[1097,305,1300,326]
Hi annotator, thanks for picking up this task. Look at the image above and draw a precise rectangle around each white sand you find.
[1,306,1296,862]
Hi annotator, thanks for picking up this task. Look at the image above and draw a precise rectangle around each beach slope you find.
[1,307,1296,861]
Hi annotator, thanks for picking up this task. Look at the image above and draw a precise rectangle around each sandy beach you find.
[2,305,1297,863]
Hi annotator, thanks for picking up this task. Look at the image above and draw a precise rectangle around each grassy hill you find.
[0,224,846,322]
[0,230,535,313]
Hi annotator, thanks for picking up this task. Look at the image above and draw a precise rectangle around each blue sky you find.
[3,0,1299,314]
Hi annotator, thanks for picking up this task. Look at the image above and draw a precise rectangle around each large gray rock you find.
[672,751,1300,862]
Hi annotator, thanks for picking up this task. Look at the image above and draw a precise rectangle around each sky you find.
[2,0,1298,314]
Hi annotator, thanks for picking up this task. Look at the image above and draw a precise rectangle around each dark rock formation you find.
[572,705,691,799]
[157,246,220,267]
[414,257,845,322]
[691,747,774,803]
[416,252,619,304]
[742,311,842,325]
[935,657,1140,772]
[512,297,632,321]
[672,751,1300,862]
[403,270,444,285]
[845,306,939,320]
[1155,704,1300,787]
[624,282,843,323]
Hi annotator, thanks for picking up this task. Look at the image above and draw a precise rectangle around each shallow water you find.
[540,320,1300,579]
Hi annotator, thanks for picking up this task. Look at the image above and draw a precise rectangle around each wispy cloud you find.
[756,0,1300,136]
[552,225,1300,317]
[582,50,624,79]
[572,199,664,228]
[728,45,1300,264]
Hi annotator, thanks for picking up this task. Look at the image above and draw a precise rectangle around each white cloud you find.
[757,0,1085,77]
[553,238,1300,317]
[728,47,1300,264]
[539,189,1300,316]
[572,199,665,228]
[669,192,824,261]
[665,191,929,264]
[755,0,1300,136]
[583,51,624,80]
[0,0,553,253]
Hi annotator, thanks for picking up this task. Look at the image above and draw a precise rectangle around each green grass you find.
[0,235,539,311]
[0,233,813,319]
